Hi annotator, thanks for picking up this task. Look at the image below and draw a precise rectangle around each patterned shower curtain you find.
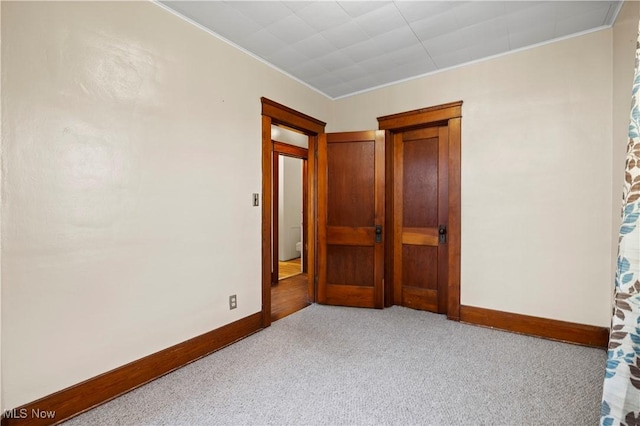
[600,21,640,426]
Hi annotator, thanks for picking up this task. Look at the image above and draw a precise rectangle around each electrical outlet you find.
[229,295,237,310]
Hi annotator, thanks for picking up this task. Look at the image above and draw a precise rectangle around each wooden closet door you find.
[317,130,385,308]
[394,126,449,313]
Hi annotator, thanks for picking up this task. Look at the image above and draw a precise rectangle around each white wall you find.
[1,1,331,409]
[331,29,614,327]
[271,125,308,148]
[278,156,303,262]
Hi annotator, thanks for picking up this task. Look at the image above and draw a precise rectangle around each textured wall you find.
[1,1,330,409]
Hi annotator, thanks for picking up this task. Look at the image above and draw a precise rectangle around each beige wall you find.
[331,29,615,327]
[1,1,331,409]
[613,1,640,289]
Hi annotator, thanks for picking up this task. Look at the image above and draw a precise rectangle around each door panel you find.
[327,245,375,286]
[402,134,438,228]
[318,130,384,308]
[402,245,438,289]
[394,126,449,313]
[327,142,375,227]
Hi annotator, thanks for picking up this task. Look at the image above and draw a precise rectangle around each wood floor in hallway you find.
[278,257,302,280]
[271,273,310,322]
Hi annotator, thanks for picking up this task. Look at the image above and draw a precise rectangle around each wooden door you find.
[317,130,385,308]
[394,126,449,313]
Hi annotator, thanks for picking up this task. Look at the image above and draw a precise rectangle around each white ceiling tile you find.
[554,1,614,21]
[294,2,352,31]
[554,4,612,37]
[266,14,316,45]
[333,64,367,82]
[306,73,344,89]
[422,17,507,58]
[225,1,294,27]
[283,2,312,13]
[396,58,439,76]
[454,1,505,29]
[409,11,460,42]
[288,60,332,81]
[290,34,337,59]
[467,36,510,61]
[324,82,355,98]
[161,0,624,98]
[506,2,556,34]
[316,50,357,72]
[337,1,391,18]
[470,16,509,40]
[385,44,430,67]
[241,29,285,58]
[421,38,454,60]
[504,1,545,14]
[162,1,262,41]
[354,3,406,38]
[266,46,311,69]
[508,23,555,50]
[394,1,463,23]
[342,39,385,63]
[371,26,420,54]
[321,21,370,49]
[369,67,405,85]
[346,74,379,92]
[357,54,396,74]
[431,48,472,69]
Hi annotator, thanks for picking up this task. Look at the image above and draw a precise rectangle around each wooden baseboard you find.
[459,305,609,348]
[2,312,263,426]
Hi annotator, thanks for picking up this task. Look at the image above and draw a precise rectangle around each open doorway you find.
[260,98,326,328]
[275,155,305,281]
[271,125,311,322]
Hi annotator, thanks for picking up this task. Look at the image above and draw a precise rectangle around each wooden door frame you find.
[261,98,326,328]
[377,101,462,321]
[271,142,309,285]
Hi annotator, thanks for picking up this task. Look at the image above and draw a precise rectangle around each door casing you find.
[378,101,462,320]
[261,98,462,325]
[261,98,326,328]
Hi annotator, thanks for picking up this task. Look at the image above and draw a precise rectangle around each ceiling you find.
[158,1,623,99]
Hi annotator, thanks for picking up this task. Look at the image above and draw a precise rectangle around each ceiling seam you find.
[391,0,436,65]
